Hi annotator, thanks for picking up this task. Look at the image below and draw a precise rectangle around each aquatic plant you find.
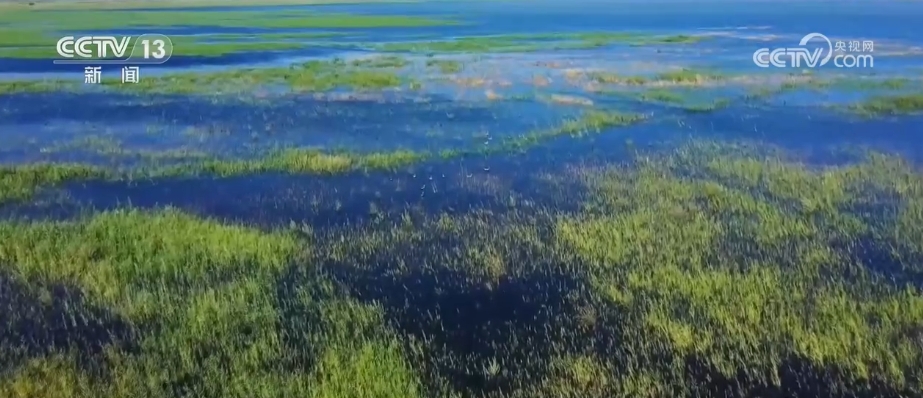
[638,89,685,103]
[0,8,455,59]
[0,79,77,94]
[0,109,646,205]
[2,140,923,397]
[425,59,464,74]
[351,55,409,69]
[0,206,423,397]
[680,98,731,113]
[588,72,648,86]
[655,68,726,84]
[0,31,348,59]
[0,163,110,204]
[377,32,711,54]
[379,36,540,54]
[0,9,454,31]
[99,59,408,94]
[1,0,407,10]
[846,94,923,116]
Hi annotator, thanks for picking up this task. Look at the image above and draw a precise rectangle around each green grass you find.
[0,9,454,30]
[167,148,427,177]
[39,135,211,163]
[0,8,455,59]
[554,143,923,394]
[379,36,540,53]
[376,32,711,54]
[845,93,923,116]
[604,88,732,113]
[0,206,422,397]
[834,77,914,90]
[655,68,727,84]
[0,0,415,10]
[680,98,731,113]
[0,79,77,94]
[86,58,409,94]
[638,88,686,103]
[0,31,349,59]
[425,59,463,73]
[351,55,409,68]
[0,163,111,204]
[2,140,923,397]
[484,110,646,152]
[0,109,647,205]
[170,39,306,57]
[589,72,648,85]
[0,29,53,47]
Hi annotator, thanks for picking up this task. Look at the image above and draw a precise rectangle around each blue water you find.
[1,0,921,170]
[114,0,923,41]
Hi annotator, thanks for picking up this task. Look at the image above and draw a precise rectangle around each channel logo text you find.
[753,33,874,68]
[53,34,174,65]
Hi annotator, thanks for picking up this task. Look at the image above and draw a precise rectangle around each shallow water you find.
[4,3,923,397]
[1,0,922,205]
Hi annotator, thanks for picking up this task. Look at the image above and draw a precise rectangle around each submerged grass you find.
[426,59,464,74]
[0,109,646,205]
[2,140,923,397]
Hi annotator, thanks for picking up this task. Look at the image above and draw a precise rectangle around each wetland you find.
[2,0,923,397]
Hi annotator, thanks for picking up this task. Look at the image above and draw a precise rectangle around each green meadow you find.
[0,4,455,59]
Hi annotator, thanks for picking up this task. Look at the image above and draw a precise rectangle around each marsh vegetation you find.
[2,1,923,397]
[3,140,923,398]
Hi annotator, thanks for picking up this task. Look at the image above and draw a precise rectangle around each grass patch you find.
[0,31,348,59]
[500,110,646,150]
[590,68,728,87]
[351,55,409,69]
[0,110,646,204]
[0,207,418,397]
[425,59,463,73]
[845,94,923,116]
[0,10,454,30]
[680,98,732,113]
[638,88,685,103]
[2,141,923,397]
[589,72,649,85]
[379,36,540,53]
[0,79,77,94]
[0,0,414,10]
[170,39,306,57]
[94,58,408,94]
[0,9,455,59]
[553,142,923,395]
[655,68,726,84]
[377,32,711,54]
[0,163,110,204]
